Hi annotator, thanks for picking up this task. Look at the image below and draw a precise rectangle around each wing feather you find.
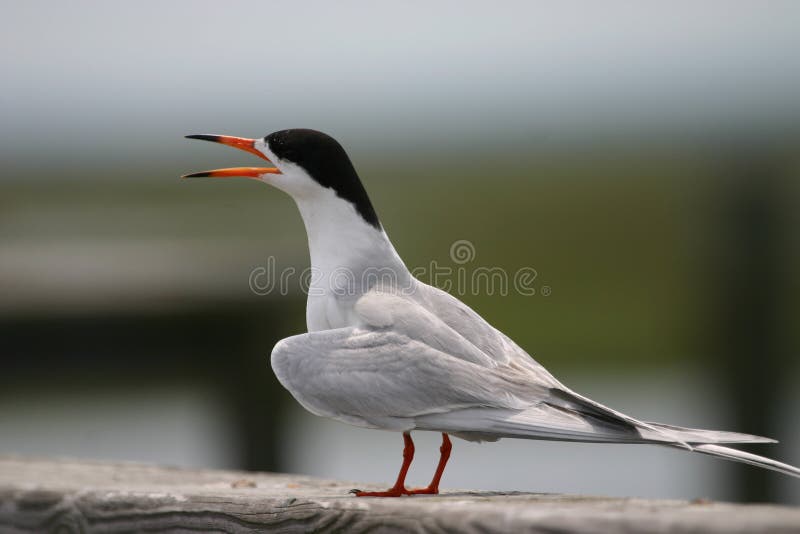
[271,327,541,429]
[274,289,774,448]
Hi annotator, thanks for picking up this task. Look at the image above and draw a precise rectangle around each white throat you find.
[293,188,408,283]
[293,189,411,331]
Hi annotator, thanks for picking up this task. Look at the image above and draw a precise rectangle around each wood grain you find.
[0,456,798,533]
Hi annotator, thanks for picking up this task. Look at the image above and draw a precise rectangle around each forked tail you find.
[688,443,800,478]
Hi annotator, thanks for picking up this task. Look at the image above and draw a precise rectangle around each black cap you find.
[265,129,380,229]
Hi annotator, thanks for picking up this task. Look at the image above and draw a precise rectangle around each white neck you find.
[293,187,410,293]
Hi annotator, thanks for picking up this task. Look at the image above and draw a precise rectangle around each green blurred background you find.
[1,1,798,504]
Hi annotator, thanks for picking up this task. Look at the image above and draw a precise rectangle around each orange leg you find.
[353,432,414,497]
[408,433,452,495]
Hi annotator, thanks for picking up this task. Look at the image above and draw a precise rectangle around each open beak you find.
[182,134,281,179]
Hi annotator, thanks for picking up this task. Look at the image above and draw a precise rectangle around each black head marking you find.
[265,129,380,228]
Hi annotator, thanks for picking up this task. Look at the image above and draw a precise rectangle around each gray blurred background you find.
[1,0,798,504]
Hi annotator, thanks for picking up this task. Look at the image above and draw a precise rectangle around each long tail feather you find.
[691,444,800,478]
[418,406,800,478]
[646,422,777,445]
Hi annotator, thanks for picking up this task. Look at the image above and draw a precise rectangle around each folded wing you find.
[273,289,797,476]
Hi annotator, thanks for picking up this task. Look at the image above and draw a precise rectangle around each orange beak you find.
[182,134,281,179]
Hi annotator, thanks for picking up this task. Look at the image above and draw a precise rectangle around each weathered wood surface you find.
[0,457,798,533]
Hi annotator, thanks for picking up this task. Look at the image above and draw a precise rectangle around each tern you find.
[184,129,799,496]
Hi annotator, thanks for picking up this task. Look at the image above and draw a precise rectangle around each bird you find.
[184,129,800,497]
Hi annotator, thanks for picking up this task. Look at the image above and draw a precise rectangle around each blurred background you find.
[1,1,798,504]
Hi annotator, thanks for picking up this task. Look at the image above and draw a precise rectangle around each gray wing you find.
[410,281,545,367]
[392,286,699,444]
[273,290,773,446]
[352,290,669,439]
[271,326,541,431]
[276,292,640,441]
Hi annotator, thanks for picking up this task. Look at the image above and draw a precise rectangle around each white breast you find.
[292,186,410,332]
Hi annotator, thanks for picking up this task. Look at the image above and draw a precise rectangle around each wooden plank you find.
[0,456,798,533]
